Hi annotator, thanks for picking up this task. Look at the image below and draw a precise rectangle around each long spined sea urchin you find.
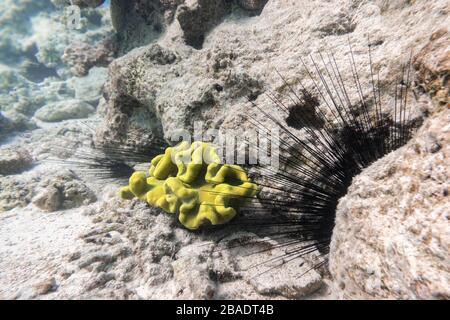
[226,42,417,275]
[52,41,418,278]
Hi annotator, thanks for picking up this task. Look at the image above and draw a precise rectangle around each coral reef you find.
[121,141,258,229]
[62,39,116,77]
[0,0,448,300]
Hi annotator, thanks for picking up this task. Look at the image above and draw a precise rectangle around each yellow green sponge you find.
[120,141,258,230]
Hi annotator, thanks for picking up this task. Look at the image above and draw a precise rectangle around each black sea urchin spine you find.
[47,121,168,182]
[227,43,416,275]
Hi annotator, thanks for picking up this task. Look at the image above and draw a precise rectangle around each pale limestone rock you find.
[330,107,450,299]
[35,99,95,122]
[96,0,448,151]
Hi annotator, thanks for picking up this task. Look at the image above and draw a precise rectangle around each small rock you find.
[85,272,115,291]
[0,147,34,175]
[0,110,37,135]
[33,278,57,295]
[424,134,441,153]
[32,186,63,212]
[249,265,323,298]
[223,233,323,298]
[0,173,40,212]
[60,179,97,209]
[69,67,108,105]
[34,99,95,122]
[19,59,58,83]
[62,40,116,77]
[172,256,216,299]
[30,170,96,212]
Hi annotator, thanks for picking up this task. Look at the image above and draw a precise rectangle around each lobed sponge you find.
[120,141,258,230]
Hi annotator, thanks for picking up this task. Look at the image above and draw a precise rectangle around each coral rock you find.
[0,147,34,176]
[33,186,63,212]
[413,28,450,107]
[330,107,450,299]
[34,99,95,122]
[62,39,116,77]
[176,0,232,49]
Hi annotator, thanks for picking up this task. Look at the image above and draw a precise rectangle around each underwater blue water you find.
[0,0,113,137]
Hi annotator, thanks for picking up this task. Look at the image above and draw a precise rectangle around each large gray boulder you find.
[330,106,449,299]
[95,0,447,149]
[329,27,450,299]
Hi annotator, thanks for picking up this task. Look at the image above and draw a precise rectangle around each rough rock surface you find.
[330,106,449,299]
[32,170,97,212]
[0,147,34,175]
[109,0,181,53]
[95,0,448,150]
[0,172,40,213]
[413,28,449,107]
[108,0,270,53]
[329,27,450,299]
[0,168,96,213]
[72,0,106,8]
[177,0,233,49]
[62,40,116,77]
[52,0,106,8]
[238,0,269,11]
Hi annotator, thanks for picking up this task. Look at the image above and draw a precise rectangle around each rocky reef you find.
[0,0,448,300]
[329,28,449,299]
